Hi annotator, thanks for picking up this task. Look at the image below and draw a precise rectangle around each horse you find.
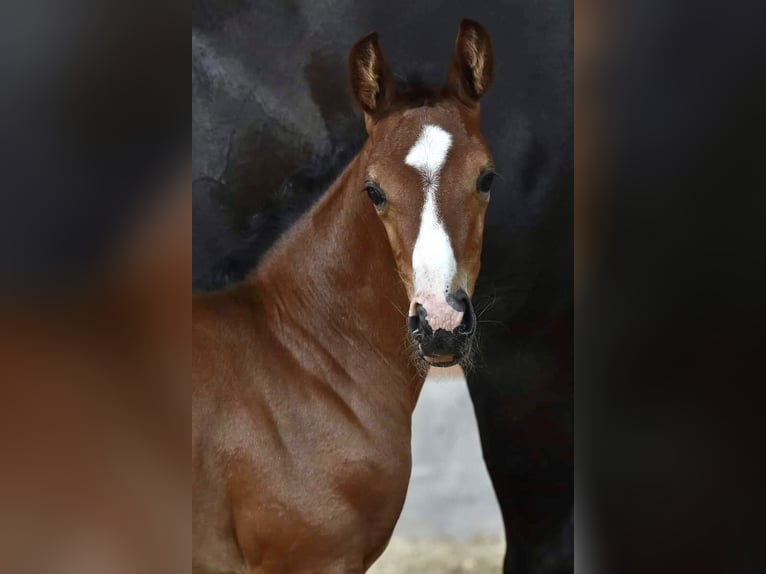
[192,20,496,573]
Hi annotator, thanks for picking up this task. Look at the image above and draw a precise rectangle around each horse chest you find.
[234,424,410,573]
[195,304,418,572]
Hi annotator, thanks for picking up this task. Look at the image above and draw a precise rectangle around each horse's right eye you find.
[365,183,386,207]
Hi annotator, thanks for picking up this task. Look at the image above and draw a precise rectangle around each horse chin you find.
[412,351,464,369]
[411,337,473,370]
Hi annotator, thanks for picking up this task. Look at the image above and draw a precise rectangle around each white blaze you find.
[405,124,457,298]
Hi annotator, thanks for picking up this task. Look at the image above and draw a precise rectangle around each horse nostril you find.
[446,290,468,313]
[453,290,476,336]
[407,303,431,337]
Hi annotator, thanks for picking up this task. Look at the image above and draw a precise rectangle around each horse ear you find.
[445,19,494,106]
[349,32,395,123]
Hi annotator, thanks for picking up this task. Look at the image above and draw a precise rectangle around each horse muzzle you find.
[407,289,476,368]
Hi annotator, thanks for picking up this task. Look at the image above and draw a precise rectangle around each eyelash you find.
[477,169,496,195]
[364,182,386,206]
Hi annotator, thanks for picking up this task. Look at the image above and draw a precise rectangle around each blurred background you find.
[0,1,188,573]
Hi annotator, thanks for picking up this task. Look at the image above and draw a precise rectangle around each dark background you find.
[0,0,187,290]
[580,1,766,572]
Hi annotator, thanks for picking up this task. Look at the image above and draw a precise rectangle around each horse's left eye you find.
[365,183,386,207]
[477,170,496,195]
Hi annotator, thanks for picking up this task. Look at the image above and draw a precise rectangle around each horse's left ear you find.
[445,19,494,107]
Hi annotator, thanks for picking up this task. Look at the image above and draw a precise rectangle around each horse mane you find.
[196,75,441,292]
[392,74,445,109]
[196,129,364,291]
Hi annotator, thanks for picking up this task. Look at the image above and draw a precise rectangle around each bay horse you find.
[193,20,495,574]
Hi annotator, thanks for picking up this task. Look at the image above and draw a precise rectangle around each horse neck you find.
[244,153,424,412]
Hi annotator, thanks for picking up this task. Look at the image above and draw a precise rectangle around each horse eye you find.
[477,170,496,195]
[365,183,386,206]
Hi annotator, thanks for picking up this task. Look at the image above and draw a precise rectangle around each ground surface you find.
[369,536,505,574]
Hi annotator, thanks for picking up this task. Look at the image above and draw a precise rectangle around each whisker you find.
[382,294,408,320]
[476,299,498,318]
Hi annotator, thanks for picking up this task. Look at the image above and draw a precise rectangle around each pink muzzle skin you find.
[408,292,465,333]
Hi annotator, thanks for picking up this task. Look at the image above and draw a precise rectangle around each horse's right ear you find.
[349,32,395,127]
